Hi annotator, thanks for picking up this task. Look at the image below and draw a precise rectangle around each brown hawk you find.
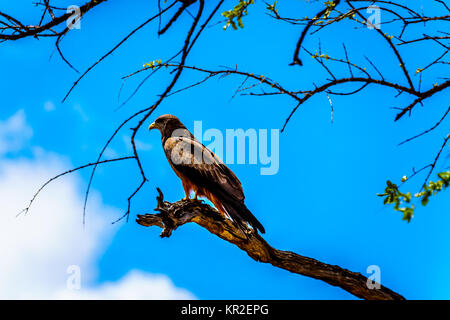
[148,114,265,234]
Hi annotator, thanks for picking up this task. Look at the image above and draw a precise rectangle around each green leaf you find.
[222,0,255,30]
[379,170,450,222]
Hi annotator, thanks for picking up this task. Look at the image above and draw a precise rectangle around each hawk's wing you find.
[163,135,265,234]
[164,136,244,202]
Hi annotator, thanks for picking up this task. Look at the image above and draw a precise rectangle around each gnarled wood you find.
[136,188,405,300]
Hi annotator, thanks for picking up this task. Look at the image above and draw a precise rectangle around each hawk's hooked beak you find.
[148,122,157,131]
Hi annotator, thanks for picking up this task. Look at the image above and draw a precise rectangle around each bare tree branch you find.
[137,188,405,301]
[19,156,135,218]
[0,0,106,41]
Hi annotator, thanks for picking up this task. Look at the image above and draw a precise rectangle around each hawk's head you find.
[148,114,187,138]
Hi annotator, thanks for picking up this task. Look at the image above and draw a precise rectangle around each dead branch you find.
[136,188,405,301]
[19,156,135,219]
[0,0,106,41]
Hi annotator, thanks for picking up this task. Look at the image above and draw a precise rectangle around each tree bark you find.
[136,188,405,300]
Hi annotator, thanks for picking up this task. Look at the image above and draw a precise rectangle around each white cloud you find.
[0,111,194,299]
[135,139,153,151]
[55,270,195,300]
[103,147,119,159]
[44,101,55,112]
[0,154,111,299]
[73,103,89,122]
[0,109,33,155]
[122,135,153,152]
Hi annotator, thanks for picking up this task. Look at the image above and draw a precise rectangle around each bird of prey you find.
[148,114,265,234]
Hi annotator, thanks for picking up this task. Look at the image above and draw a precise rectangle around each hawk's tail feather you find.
[222,200,266,234]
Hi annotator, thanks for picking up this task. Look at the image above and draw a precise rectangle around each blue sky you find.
[0,0,449,299]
